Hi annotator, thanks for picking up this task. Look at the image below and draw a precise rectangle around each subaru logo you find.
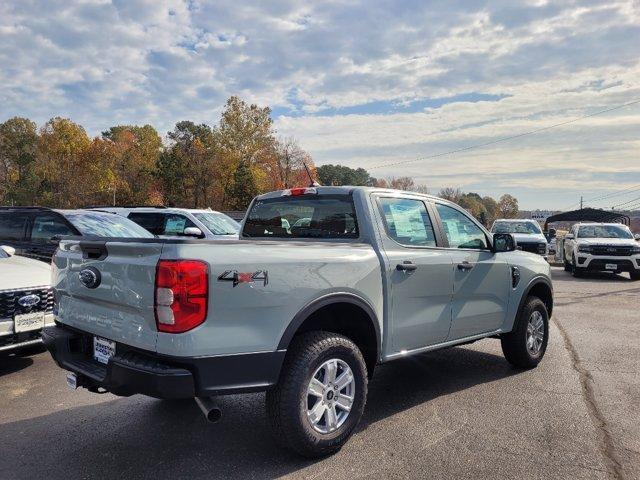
[18,294,41,308]
[79,267,101,289]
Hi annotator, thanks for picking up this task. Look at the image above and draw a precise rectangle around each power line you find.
[368,97,640,170]
[584,185,640,204]
[613,195,640,208]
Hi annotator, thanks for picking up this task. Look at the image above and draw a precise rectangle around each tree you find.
[438,187,463,203]
[218,96,277,207]
[498,194,519,218]
[224,161,258,210]
[162,121,220,208]
[102,125,162,205]
[0,117,38,205]
[388,176,415,191]
[272,137,315,189]
[481,196,499,226]
[35,117,94,207]
[316,164,375,186]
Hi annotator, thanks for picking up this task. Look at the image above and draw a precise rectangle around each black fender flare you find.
[276,292,381,355]
[516,276,554,320]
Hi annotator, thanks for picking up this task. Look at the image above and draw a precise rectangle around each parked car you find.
[491,219,548,256]
[44,186,553,457]
[92,207,240,239]
[563,222,640,279]
[0,245,54,353]
[0,207,153,262]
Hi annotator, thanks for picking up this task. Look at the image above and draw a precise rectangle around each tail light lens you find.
[155,260,208,333]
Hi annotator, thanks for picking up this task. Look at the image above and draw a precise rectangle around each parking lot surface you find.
[1,267,638,480]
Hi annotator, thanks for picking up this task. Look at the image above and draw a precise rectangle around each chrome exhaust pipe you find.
[195,396,222,423]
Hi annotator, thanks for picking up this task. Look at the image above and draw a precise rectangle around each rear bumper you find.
[42,325,286,399]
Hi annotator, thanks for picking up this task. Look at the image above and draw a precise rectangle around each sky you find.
[1,0,639,210]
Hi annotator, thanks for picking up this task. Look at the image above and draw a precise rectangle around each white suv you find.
[563,223,640,280]
[92,207,240,240]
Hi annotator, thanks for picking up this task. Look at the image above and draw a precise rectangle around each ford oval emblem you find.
[79,267,101,289]
[18,294,41,308]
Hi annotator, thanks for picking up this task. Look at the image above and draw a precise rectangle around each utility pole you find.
[580,196,583,209]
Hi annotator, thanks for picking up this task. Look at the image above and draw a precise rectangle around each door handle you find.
[396,261,417,272]
[457,261,474,271]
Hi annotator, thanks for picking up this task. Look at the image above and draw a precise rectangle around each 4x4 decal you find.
[218,270,269,287]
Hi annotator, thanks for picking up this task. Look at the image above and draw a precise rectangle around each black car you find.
[0,207,153,262]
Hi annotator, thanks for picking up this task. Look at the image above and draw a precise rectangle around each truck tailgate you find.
[53,240,163,351]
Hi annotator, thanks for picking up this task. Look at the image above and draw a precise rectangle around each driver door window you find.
[436,204,488,249]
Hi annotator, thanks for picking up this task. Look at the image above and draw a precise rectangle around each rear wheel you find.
[266,331,368,458]
[501,296,549,369]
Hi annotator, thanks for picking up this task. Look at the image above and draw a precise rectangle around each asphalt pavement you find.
[1,267,638,479]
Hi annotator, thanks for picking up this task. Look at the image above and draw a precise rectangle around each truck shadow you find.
[0,346,520,479]
[0,354,34,376]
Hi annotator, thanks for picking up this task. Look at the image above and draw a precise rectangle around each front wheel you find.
[501,296,549,369]
[571,255,584,277]
[266,331,368,458]
[630,271,640,281]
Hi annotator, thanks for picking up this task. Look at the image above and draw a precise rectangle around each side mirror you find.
[183,227,204,238]
[0,245,16,256]
[565,233,574,239]
[635,233,640,241]
[492,233,516,253]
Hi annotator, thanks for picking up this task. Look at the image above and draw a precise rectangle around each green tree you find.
[225,161,258,210]
[162,121,219,208]
[0,117,38,205]
[218,96,277,207]
[316,164,375,186]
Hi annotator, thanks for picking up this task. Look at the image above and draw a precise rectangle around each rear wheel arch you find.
[277,294,381,378]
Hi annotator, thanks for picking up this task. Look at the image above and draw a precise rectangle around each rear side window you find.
[0,213,27,240]
[30,214,75,242]
[65,212,153,238]
[378,197,436,247]
[128,213,197,236]
[243,195,358,239]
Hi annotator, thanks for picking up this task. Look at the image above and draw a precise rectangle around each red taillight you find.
[155,260,208,333]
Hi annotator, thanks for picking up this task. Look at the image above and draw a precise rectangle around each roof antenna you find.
[303,161,321,187]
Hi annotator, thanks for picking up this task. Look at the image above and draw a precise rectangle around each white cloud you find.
[0,0,639,208]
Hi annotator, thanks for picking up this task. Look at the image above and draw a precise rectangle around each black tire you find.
[571,255,584,278]
[266,331,368,458]
[501,296,549,369]
[630,271,640,281]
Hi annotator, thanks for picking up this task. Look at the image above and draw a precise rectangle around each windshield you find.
[243,195,358,239]
[492,221,541,234]
[65,212,154,238]
[0,249,8,259]
[193,212,239,235]
[577,225,633,239]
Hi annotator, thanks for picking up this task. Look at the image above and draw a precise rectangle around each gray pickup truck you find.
[44,186,553,457]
